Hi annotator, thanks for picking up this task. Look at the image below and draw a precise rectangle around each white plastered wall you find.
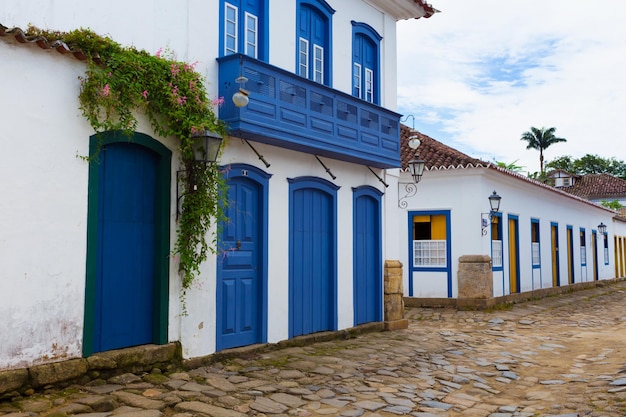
[391,167,617,299]
[1,0,403,365]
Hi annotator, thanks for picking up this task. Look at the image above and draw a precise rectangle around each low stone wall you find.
[0,343,181,398]
[405,277,626,310]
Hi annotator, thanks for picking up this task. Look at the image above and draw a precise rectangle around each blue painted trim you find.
[83,131,171,356]
[508,214,520,293]
[296,0,334,87]
[351,21,382,41]
[490,212,503,272]
[580,227,587,266]
[351,21,382,104]
[531,218,541,269]
[551,222,560,286]
[219,0,269,61]
[603,231,610,265]
[567,225,575,284]
[592,230,599,280]
[300,0,335,15]
[407,210,452,298]
[288,176,339,337]
[219,163,272,346]
[352,186,383,325]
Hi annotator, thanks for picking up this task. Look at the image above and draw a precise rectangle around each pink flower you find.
[142,90,148,99]
[177,96,187,105]
[155,47,163,58]
[212,96,225,107]
[102,84,110,97]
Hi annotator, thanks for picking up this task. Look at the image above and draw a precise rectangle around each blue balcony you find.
[217,54,401,169]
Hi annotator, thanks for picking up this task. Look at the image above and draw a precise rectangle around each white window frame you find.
[580,246,587,265]
[313,44,324,84]
[492,240,503,268]
[224,3,238,56]
[244,11,258,58]
[532,242,540,266]
[365,67,374,103]
[413,240,447,267]
[298,37,309,78]
[353,63,362,99]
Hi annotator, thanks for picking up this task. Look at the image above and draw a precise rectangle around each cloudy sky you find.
[397,1,626,175]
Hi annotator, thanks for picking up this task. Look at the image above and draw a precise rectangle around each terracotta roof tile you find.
[0,23,100,64]
[400,124,487,171]
[560,173,626,200]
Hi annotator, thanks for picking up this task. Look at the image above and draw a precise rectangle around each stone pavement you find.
[2,282,626,417]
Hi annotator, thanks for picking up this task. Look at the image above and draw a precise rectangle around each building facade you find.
[392,128,620,300]
[0,0,436,370]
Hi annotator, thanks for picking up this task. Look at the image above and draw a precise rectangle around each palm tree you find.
[520,126,567,174]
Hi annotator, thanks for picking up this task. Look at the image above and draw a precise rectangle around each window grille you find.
[413,240,446,266]
[492,240,503,267]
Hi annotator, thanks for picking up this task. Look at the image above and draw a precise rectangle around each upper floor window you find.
[297,0,334,86]
[352,22,382,105]
[221,0,267,60]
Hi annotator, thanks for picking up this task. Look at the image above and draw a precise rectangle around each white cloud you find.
[397,0,626,174]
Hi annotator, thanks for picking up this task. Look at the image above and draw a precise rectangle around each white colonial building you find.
[392,127,622,300]
[0,0,438,370]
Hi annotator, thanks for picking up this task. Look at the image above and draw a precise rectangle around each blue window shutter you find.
[296,0,333,86]
[351,21,382,105]
[220,0,268,61]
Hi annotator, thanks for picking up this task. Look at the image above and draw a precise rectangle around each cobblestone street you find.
[2,281,626,417]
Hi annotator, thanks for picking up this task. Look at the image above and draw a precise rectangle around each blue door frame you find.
[289,176,338,337]
[216,164,270,351]
[83,131,171,356]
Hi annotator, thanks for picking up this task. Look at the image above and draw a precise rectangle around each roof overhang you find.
[365,0,440,21]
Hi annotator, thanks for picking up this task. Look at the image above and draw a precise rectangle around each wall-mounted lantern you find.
[398,134,427,208]
[481,190,502,236]
[598,222,607,235]
[191,130,223,164]
[176,130,223,219]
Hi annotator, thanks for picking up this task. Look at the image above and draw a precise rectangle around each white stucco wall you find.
[1,0,404,367]
[0,41,91,369]
[179,138,386,358]
[393,167,617,299]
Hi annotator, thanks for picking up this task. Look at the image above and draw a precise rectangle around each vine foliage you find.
[28,27,228,305]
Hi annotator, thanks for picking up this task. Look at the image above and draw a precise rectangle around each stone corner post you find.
[457,255,493,299]
[384,260,408,330]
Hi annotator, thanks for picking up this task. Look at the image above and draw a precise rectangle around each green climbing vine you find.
[27,26,228,306]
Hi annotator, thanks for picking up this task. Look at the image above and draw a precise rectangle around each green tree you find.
[494,159,524,172]
[545,155,575,173]
[545,154,626,179]
[600,199,623,210]
[520,126,567,174]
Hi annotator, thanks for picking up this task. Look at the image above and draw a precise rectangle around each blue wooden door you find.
[353,190,382,325]
[290,185,335,337]
[216,177,262,350]
[94,142,157,352]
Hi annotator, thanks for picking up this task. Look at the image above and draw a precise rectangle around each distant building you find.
[547,170,626,216]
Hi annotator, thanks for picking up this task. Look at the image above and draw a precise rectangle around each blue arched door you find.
[289,177,338,337]
[353,186,383,325]
[84,131,171,355]
[216,164,270,350]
